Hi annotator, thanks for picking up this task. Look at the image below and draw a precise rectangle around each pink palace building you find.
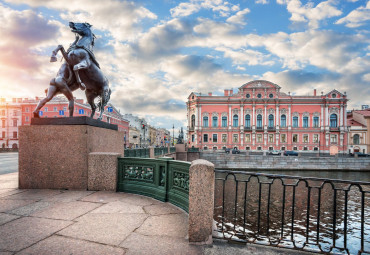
[187,80,349,154]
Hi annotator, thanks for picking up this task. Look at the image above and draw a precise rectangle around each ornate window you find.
[303,117,308,128]
[293,116,298,128]
[257,93,262,98]
[222,116,227,127]
[281,134,286,143]
[330,114,337,127]
[331,134,337,143]
[257,114,262,128]
[246,94,250,98]
[203,134,208,142]
[303,134,308,143]
[233,134,238,143]
[203,116,208,127]
[313,117,319,127]
[212,116,218,127]
[213,134,218,142]
[245,134,250,142]
[191,115,195,128]
[233,114,238,127]
[281,115,286,127]
[245,114,251,128]
[268,114,274,127]
[269,93,273,98]
[222,134,227,143]
[293,134,298,143]
[313,134,319,143]
[269,134,274,143]
[353,134,360,145]
[257,134,262,143]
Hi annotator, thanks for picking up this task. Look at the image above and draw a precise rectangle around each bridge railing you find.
[117,157,190,212]
[214,169,370,255]
[124,148,150,158]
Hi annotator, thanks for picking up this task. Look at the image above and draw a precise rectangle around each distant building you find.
[187,80,348,154]
[0,97,130,149]
[362,105,369,110]
[347,109,370,154]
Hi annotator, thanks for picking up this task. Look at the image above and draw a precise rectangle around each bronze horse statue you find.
[33,22,111,120]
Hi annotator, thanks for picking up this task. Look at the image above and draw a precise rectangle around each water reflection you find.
[214,171,370,254]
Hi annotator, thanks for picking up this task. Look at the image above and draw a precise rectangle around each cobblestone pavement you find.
[0,173,313,255]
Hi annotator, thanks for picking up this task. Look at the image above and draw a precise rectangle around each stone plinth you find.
[19,119,124,190]
[188,159,214,244]
[88,152,121,191]
[175,144,186,152]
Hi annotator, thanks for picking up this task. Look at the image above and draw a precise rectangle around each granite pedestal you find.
[19,117,124,190]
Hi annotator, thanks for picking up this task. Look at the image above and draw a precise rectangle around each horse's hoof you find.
[79,83,86,91]
[50,56,57,62]
[33,112,40,118]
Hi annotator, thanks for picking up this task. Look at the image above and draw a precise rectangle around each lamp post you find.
[172,124,175,146]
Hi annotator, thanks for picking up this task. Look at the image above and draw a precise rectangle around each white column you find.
[288,105,291,126]
[228,105,231,127]
[195,105,199,129]
[276,105,279,126]
[325,105,329,127]
[198,105,202,128]
[240,105,244,127]
[344,104,347,129]
[264,105,267,126]
[340,104,343,127]
[321,105,324,127]
[252,104,255,126]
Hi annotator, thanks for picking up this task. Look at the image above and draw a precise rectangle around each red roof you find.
[347,116,366,127]
[354,109,370,117]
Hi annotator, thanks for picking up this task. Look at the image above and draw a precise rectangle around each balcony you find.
[330,127,340,132]
[188,127,194,132]
[244,126,252,132]
[256,127,264,132]
[267,127,276,132]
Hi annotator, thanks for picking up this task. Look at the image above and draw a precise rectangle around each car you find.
[284,150,298,156]
[225,148,231,154]
[232,148,240,154]
[350,152,370,157]
[269,150,281,155]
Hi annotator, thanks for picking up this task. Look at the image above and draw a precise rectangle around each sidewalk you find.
[0,173,312,255]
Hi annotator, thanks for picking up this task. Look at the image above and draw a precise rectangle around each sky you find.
[0,0,369,133]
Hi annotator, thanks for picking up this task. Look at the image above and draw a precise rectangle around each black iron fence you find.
[124,148,150,158]
[214,169,370,254]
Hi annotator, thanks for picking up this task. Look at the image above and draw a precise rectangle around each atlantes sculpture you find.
[33,22,111,120]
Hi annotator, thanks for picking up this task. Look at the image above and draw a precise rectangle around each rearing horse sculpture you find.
[33,22,111,120]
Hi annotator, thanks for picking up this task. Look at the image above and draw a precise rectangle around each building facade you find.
[1,96,130,149]
[347,109,370,154]
[187,80,348,154]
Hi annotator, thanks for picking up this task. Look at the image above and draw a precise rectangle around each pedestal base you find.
[19,118,124,190]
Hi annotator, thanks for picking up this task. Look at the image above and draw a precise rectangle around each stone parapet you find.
[188,159,214,244]
[88,152,121,191]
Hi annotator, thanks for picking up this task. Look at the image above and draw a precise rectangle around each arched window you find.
[268,114,274,127]
[12,143,18,149]
[293,116,298,127]
[191,115,195,128]
[212,116,218,127]
[353,134,360,145]
[303,116,308,128]
[281,115,286,127]
[330,114,337,127]
[203,116,208,127]
[222,116,227,127]
[257,114,262,128]
[245,114,251,128]
[233,115,238,127]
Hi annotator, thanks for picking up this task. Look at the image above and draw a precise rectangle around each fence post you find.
[188,159,214,244]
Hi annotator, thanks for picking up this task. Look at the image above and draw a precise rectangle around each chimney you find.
[208,92,212,96]
[314,89,316,96]
[229,89,233,95]
[224,89,229,96]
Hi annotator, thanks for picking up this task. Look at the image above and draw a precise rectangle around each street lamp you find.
[172,124,175,146]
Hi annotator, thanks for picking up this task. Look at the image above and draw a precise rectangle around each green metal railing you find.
[124,148,150,158]
[117,157,190,212]
[188,147,199,152]
[170,146,176,153]
[154,147,167,156]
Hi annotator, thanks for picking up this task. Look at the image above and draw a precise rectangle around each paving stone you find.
[121,232,202,255]
[119,193,162,206]
[17,235,125,255]
[0,199,36,213]
[31,201,101,220]
[4,189,62,200]
[44,190,95,202]
[91,201,145,214]
[0,189,25,198]
[58,213,147,246]
[0,252,13,255]
[136,213,188,238]
[0,213,20,226]
[8,201,53,216]
[0,217,72,252]
[144,203,183,216]
[0,173,18,189]
[80,191,127,203]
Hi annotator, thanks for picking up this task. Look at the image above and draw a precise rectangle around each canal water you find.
[214,170,370,254]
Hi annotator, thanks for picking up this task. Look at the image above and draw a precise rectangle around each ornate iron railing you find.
[188,147,199,152]
[214,170,370,254]
[170,146,176,153]
[154,147,167,156]
[117,157,190,212]
[124,148,150,158]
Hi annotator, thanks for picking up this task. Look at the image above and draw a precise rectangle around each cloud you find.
[226,8,250,25]
[278,0,342,29]
[170,0,240,18]
[335,1,370,28]
[256,0,269,4]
